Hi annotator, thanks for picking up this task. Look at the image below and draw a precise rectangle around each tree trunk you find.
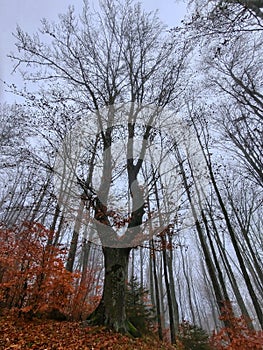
[167,243,179,332]
[175,148,226,317]
[209,209,254,329]
[180,247,196,324]
[151,239,163,340]
[190,121,263,328]
[207,156,263,327]
[66,199,85,272]
[161,235,176,344]
[87,246,133,334]
[148,245,156,310]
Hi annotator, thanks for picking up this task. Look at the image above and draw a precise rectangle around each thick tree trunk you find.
[87,247,133,334]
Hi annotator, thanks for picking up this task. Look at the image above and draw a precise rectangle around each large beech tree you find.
[10,0,189,333]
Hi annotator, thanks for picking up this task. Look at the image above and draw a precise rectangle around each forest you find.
[0,0,262,349]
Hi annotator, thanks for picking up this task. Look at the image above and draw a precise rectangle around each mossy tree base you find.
[86,247,141,337]
[87,300,141,337]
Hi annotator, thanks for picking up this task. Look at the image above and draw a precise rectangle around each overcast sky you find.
[0,0,187,103]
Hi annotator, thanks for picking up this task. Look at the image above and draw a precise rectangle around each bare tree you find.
[10,0,189,334]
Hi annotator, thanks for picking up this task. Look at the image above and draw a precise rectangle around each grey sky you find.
[0,0,187,103]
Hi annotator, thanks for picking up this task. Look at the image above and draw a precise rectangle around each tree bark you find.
[167,243,179,332]
[208,206,254,329]
[161,235,176,343]
[87,246,132,333]
[66,200,85,272]
[206,152,263,327]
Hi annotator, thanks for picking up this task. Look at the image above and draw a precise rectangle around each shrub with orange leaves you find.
[0,222,100,320]
[68,269,102,320]
[210,303,263,350]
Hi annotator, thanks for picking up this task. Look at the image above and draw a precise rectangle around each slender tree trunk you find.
[50,203,61,236]
[200,259,220,330]
[174,146,235,328]
[180,248,196,324]
[30,178,50,222]
[158,258,166,329]
[52,211,65,246]
[177,265,185,321]
[228,191,263,288]
[192,121,263,328]
[208,160,263,327]
[167,244,179,332]
[66,199,85,272]
[80,239,91,286]
[152,166,176,342]
[149,245,155,310]
[209,210,254,329]
[236,232,263,298]
[151,239,163,340]
[161,236,176,344]
[202,210,231,304]
[190,271,203,326]
[140,247,144,289]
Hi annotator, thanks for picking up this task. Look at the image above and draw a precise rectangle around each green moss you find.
[126,276,156,335]
[125,320,141,338]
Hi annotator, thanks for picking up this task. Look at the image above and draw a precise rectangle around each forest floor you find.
[0,315,176,350]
